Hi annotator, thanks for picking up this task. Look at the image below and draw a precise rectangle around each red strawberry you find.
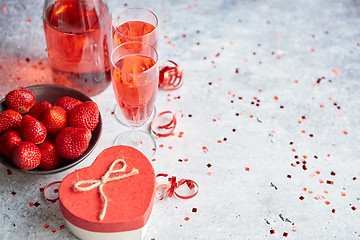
[0,130,22,158]
[41,106,68,134]
[28,101,52,120]
[12,142,41,170]
[38,141,62,170]
[5,89,36,114]
[55,96,82,112]
[55,127,91,160]
[68,101,99,132]
[0,109,22,134]
[20,115,47,144]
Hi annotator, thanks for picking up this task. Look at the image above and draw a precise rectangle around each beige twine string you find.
[73,159,139,221]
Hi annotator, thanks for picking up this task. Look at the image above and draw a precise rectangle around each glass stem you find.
[131,126,141,146]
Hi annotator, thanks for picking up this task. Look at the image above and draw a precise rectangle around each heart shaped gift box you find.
[58,145,155,240]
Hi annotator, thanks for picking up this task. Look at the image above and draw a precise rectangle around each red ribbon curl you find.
[155,173,199,200]
[159,60,183,90]
[44,181,61,203]
[151,111,183,137]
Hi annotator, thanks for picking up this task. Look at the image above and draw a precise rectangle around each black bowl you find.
[0,84,102,175]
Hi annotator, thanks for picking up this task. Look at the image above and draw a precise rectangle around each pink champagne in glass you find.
[112,8,158,49]
[112,54,157,126]
[111,42,158,158]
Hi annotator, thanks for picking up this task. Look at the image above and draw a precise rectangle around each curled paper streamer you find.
[151,111,183,137]
[155,173,199,200]
[159,60,183,90]
[44,181,62,203]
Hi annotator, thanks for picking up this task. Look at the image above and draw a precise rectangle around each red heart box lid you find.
[59,145,155,233]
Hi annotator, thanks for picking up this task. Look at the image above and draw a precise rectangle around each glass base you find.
[115,105,157,127]
[114,130,156,159]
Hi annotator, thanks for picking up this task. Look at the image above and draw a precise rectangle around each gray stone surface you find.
[1,0,360,239]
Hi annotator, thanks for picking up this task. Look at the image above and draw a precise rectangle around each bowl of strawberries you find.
[0,84,102,175]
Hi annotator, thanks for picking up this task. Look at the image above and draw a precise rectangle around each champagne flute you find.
[112,8,159,126]
[111,42,158,158]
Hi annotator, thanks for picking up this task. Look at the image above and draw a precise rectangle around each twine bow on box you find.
[73,159,139,221]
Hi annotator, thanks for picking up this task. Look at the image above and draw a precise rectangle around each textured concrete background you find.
[0,0,360,239]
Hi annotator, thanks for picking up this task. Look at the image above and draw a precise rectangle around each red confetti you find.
[351,206,356,211]
[343,130,348,135]
[324,201,330,205]
[332,209,336,213]
[270,229,275,234]
[332,68,340,75]
[299,196,304,200]
[2,7,7,12]
[7,169,12,175]
[245,167,250,171]
[283,232,288,237]
[60,225,65,230]
[192,208,197,213]
[29,202,34,207]
[159,60,183,90]
[44,224,49,229]
[202,146,208,153]
[184,217,190,221]
[27,19,32,23]
[11,191,16,195]
[51,229,56,233]
[341,192,346,196]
